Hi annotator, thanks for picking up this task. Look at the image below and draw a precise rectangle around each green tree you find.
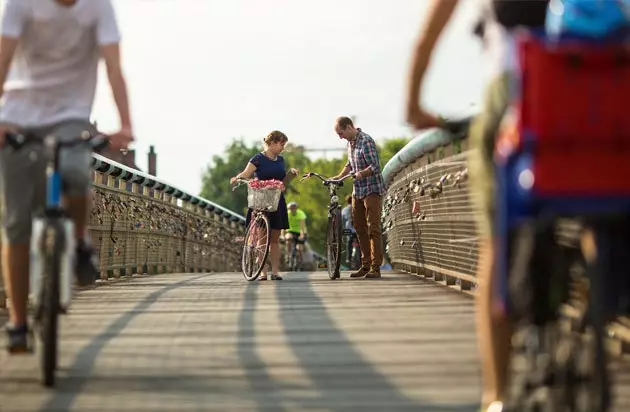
[377,137,410,166]
[200,136,410,255]
[284,156,352,256]
[199,139,312,217]
[199,138,260,215]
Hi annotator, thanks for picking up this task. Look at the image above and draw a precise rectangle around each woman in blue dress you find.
[230,131,298,280]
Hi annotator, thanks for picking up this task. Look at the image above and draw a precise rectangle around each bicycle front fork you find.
[29,217,76,313]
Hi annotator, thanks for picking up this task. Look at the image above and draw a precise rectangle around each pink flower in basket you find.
[248,178,285,191]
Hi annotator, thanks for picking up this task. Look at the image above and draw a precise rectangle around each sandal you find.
[482,401,504,412]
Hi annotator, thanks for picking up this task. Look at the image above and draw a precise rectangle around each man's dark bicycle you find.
[300,172,354,279]
[4,129,109,387]
[232,178,282,281]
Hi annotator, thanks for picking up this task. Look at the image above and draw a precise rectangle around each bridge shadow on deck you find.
[237,272,479,412]
[36,274,212,411]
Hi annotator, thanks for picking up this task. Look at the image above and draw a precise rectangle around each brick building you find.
[95,145,158,190]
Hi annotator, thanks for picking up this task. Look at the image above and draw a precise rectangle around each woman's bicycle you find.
[4,129,109,387]
[300,172,354,279]
[232,178,283,281]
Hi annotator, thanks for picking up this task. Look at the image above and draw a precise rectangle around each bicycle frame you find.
[4,129,108,387]
[300,172,354,278]
[232,178,274,280]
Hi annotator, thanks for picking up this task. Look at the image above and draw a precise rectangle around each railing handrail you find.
[91,152,327,262]
[91,153,245,224]
[381,116,475,187]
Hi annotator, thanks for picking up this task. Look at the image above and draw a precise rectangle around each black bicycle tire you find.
[327,208,342,279]
[587,251,612,412]
[241,214,270,281]
[290,247,297,272]
[41,224,61,387]
[296,247,303,272]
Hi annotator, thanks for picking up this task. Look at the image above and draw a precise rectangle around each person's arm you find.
[331,163,352,180]
[299,218,307,237]
[406,0,459,127]
[283,167,298,185]
[98,0,132,131]
[0,1,25,100]
[356,137,381,179]
[233,162,257,181]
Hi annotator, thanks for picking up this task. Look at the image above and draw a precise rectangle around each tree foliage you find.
[199,136,410,254]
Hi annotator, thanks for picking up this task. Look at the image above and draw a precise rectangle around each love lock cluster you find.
[381,167,469,253]
[89,188,242,259]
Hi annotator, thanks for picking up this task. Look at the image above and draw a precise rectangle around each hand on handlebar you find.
[406,105,442,131]
[0,124,19,149]
[107,127,134,152]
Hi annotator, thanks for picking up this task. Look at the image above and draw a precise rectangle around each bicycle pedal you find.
[7,345,34,355]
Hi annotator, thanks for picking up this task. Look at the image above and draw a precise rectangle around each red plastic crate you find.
[517,34,630,195]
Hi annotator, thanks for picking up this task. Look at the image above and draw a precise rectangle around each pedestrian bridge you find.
[2,134,630,411]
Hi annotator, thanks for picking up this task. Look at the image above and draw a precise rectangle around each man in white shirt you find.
[0,0,133,353]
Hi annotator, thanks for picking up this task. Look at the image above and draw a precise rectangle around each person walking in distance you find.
[330,117,386,278]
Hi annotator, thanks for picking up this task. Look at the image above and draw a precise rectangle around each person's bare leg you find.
[63,193,90,240]
[475,238,512,408]
[2,243,29,327]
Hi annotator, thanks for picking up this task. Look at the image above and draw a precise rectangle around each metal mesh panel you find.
[384,151,478,283]
[383,148,583,285]
[88,183,244,279]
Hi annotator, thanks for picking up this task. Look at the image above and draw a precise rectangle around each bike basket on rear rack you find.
[247,187,282,212]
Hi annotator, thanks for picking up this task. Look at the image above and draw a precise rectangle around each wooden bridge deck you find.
[1,271,629,411]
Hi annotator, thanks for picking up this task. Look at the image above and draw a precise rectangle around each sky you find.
[92,0,485,196]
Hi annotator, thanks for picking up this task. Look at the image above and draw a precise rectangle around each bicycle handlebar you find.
[4,130,110,152]
[438,117,472,137]
[300,172,355,185]
[231,178,250,191]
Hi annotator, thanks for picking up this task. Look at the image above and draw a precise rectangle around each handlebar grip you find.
[91,134,110,153]
[4,132,26,150]
[440,117,472,136]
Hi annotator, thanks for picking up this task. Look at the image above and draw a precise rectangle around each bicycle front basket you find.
[247,186,282,212]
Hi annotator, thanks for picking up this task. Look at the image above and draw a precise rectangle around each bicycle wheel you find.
[40,222,62,387]
[326,208,342,279]
[241,213,270,281]
[289,247,297,272]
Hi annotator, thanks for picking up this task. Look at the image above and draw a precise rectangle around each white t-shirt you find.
[478,0,519,82]
[0,0,120,127]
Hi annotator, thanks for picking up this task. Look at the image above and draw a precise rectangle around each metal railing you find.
[381,125,581,289]
[382,132,479,288]
[1,152,247,307]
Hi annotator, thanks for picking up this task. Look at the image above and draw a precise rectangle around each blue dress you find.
[245,153,289,230]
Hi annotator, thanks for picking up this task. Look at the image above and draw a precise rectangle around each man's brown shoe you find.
[349,267,369,278]
[365,270,381,279]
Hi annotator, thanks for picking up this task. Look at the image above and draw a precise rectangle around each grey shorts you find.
[0,119,96,244]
